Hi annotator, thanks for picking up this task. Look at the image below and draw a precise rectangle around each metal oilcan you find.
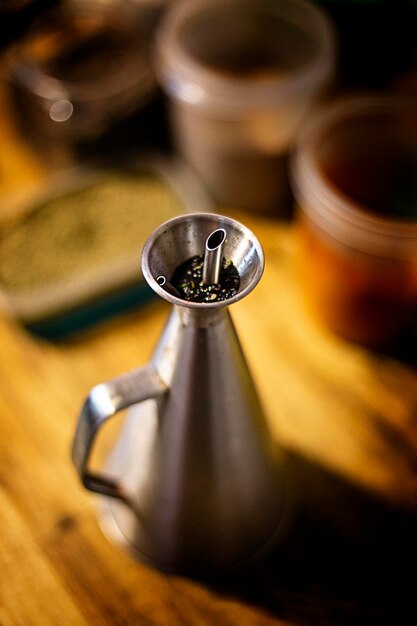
[72,212,289,575]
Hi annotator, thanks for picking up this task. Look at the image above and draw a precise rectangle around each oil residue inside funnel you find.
[171,255,240,302]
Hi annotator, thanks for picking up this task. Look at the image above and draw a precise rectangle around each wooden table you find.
[1,86,417,626]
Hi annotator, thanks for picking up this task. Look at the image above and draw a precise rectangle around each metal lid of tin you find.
[0,155,212,323]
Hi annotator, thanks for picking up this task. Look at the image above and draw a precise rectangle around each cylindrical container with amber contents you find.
[291,96,417,348]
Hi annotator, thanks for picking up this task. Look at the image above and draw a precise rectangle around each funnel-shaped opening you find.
[142,213,264,307]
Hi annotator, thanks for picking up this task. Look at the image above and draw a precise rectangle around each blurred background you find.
[2,3,417,625]
[0,0,416,339]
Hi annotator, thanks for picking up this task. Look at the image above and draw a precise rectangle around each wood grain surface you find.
[1,84,417,626]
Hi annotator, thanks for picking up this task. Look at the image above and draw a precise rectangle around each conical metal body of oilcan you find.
[72,212,289,576]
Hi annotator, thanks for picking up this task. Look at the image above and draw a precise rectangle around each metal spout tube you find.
[202,228,226,285]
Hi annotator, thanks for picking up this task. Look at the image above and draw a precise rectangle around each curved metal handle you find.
[72,364,167,503]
